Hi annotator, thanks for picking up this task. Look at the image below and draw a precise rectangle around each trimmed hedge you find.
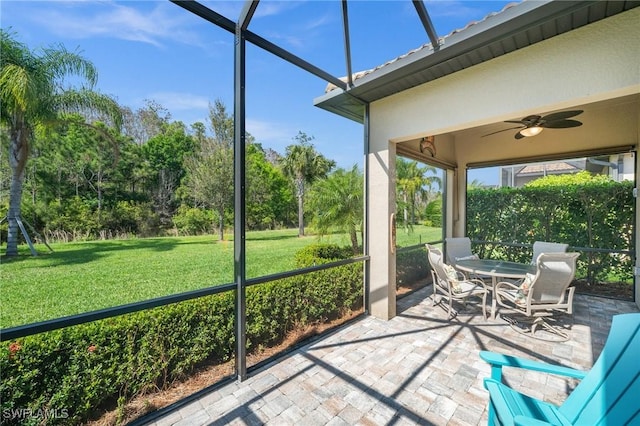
[467,173,634,283]
[294,243,354,267]
[1,244,363,424]
[1,293,236,425]
[396,245,429,288]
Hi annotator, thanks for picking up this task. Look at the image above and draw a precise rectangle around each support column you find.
[234,1,257,381]
[635,152,640,309]
[367,140,396,320]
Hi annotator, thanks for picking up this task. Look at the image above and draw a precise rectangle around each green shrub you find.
[396,245,429,288]
[423,199,442,227]
[44,197,99,239]
[103,201,160,237]
[467,173,634,283]
[172,205,213,235]
[294,243,354,267]
[0,244,363,424]
[1,292,235,425]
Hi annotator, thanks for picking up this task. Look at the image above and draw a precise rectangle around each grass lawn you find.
[395,224,443,247]
[1,226,442,328]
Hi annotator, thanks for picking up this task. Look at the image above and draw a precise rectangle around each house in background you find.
[499,152,635,187]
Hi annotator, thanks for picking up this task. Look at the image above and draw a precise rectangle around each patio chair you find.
[426,244,488,319]
[494,252,579,341]
[480,312,640,426]
[531,240,568,265]
[445,237,478,266]
[445,237,492,282]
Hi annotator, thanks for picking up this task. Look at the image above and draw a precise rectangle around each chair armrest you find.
[514,415,555,426]
[480,351,587,382]
[494,280,521,291]
[467,277,490,290]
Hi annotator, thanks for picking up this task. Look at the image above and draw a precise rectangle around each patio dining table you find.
[455,259,537,319]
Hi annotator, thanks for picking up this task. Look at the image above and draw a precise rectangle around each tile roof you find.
[325,2,520,93]
[518,162,580,175]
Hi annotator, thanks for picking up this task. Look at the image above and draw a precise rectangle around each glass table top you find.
[455,258,537,278]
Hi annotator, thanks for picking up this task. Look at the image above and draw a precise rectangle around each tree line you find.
[1,30,444,257]
[0,30,357,254]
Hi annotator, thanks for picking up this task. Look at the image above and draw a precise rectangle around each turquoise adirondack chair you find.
[480,313,640,425]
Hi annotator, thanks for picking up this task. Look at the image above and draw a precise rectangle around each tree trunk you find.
[6,120,30,256]
[296,178,305,237]
[297,194,304,237]
[349,227,359,254]
[410,193,416,225]
[218,207,225,241]
[6,170,25,256]
[403,193,409,227]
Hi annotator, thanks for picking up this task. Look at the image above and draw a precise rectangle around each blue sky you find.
[2,0,510,184]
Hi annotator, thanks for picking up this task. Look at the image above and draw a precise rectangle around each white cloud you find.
[262,11,334,50]
[253,2,302,19]
[197,0,300,22]
[425,0,500,21]
[28,1,204,48]
[303,13,333,32]
[246,118,297,150]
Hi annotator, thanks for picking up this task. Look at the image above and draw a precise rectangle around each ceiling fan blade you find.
[482,125,524,137]
[541,110,583,122]
[542,119,583,129]
[505,115,541,125]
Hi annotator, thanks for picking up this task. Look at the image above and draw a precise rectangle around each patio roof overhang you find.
[314,0,640,123]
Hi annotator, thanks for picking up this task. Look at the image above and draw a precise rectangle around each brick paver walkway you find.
[144,286,638,425]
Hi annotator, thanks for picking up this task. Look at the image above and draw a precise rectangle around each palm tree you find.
[281,131,335,237]
[396,158,441,229]
[467,178,486,190]
[0,30,122,256]
[308,165,363,253]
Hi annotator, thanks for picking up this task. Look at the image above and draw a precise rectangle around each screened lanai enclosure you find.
[2,0,639,424]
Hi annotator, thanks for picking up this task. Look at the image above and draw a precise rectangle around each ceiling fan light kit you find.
[483,110,583,139]
[519,126,543,137]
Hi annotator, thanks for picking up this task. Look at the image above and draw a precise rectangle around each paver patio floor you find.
[145,285,638,426]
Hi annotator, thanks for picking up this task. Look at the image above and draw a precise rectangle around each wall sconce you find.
[420,136,436,156]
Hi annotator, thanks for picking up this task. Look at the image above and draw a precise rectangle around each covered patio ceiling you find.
[397,94,640,168]
[310,0,639,170]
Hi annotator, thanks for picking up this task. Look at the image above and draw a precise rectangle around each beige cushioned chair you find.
[494,252,579,341]
[427,244,488,319]
[530,241,569,264]
[445,237,477,266]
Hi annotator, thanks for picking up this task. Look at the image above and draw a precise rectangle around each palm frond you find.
[42,44,98,88]
[55,89,123,131]
[0,63,32,112]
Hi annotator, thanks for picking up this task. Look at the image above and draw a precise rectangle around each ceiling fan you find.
[483,110,583,139]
